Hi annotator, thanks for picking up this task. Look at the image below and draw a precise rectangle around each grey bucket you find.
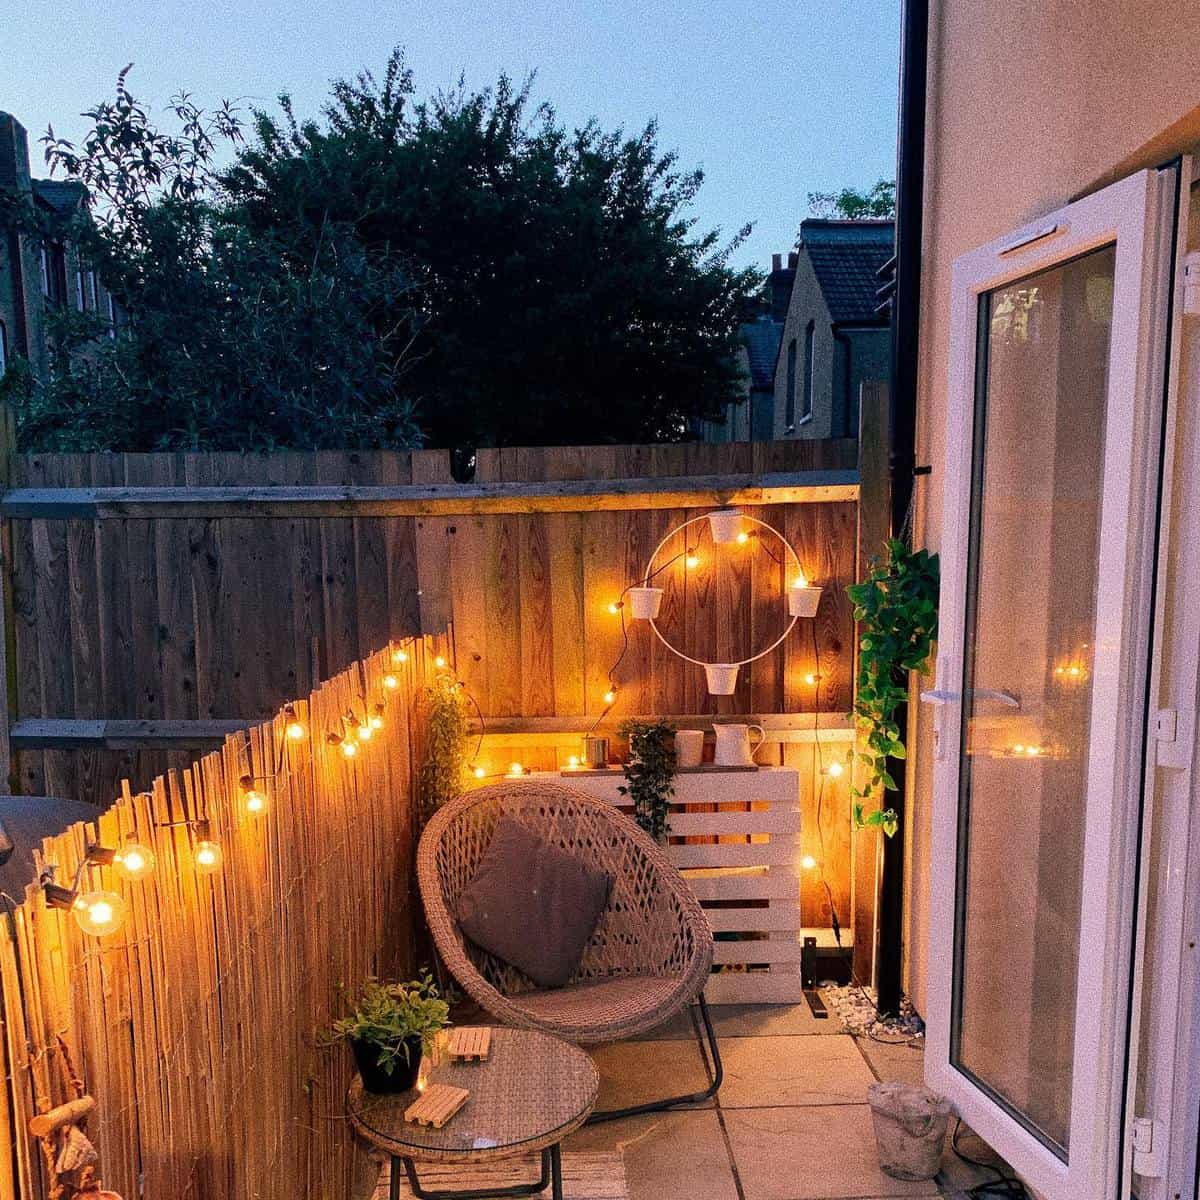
[867,1082,953,1181]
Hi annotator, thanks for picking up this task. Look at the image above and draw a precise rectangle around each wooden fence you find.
[0,636,444,1200]
[0,430,883,980]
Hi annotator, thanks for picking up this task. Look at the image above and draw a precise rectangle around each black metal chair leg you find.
[586,993,724,1125]
[550,1143,564,1200]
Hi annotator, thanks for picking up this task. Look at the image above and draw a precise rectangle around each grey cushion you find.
[457,816,612,988]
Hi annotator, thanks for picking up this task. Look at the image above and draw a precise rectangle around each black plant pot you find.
[351,1035,424,1094]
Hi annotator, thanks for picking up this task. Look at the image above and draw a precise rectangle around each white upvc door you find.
[925,165,1181,1200]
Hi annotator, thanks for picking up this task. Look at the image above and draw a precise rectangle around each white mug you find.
[674,729,704,768]
[712,723,766,767]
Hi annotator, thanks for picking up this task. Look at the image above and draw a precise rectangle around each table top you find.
[346,1027,599,1162]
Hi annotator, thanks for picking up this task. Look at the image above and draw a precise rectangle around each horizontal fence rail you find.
[0,469,859,519]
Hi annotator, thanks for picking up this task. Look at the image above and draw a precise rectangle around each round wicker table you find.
[347,1027,599,1200]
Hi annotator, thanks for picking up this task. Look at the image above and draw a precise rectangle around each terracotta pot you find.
[352,1036,423,1094]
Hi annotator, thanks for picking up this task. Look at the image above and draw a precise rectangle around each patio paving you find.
[565,997,1012,1200]
[358,996,1012,1200]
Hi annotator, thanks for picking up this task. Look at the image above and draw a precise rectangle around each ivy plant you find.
[619,719,677,842]
[847,538,939,837]
[416,672,468,821]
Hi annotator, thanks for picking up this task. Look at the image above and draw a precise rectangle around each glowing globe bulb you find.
[736,531,749,545]
[435,656,447,669]
[286,720,305,741]
[341,738,358,758]
[473,766,486,779]
[827,761,844,778]
[800,855,818,871]
[245,789,266,815]
[567,756,580,769]
[383,673,399,690]
[794,571,809,590]
[115,843,156,881]
[369,711,384,730]
[393,648,409,665]
[508,762,524,777]
[195,840,223,875]
[608,602,620,615]
[685,554,700,570]
[74,891,127,937]
[1012,744,1025,754]
[804,672,817,686]
[356,723,373,742]
[603,689,616,705]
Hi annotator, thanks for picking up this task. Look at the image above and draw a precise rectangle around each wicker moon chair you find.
[417,780,722,1122]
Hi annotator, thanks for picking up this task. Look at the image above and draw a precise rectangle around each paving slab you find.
[588,1037,714,1111]
[566,1108,739,1200]
[719,1033,876,1108]
[723,1103,941,1200]
[710,1000,845,1037]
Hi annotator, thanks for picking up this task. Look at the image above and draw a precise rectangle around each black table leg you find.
[398,1148,556,1199]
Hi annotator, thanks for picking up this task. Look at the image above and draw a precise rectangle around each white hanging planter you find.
[704,663,740,695]
[788,582,823,619]
[627,586,664,620]
[707,508,744,545]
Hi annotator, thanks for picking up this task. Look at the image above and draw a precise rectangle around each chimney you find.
[787,251,798,269]
[771,252,782,272]
[0,113,33,193]
[768,250,794,323]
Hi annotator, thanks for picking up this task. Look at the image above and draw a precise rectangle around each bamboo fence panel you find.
[0,636,445,1200]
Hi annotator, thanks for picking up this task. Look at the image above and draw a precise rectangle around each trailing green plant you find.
[619,719,677,842]
[416,672,469,821]
[330,972,449,1076]
[847,538,939,838]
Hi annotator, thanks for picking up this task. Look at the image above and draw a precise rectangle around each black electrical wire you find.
[950,1118,1031,1198]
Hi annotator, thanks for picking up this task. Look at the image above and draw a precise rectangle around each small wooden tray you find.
[447,1026,491,1061]
[404,1084,470,1128]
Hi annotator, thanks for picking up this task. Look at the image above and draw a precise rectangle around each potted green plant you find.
[331,972,450,1093]
[619,718,676,842]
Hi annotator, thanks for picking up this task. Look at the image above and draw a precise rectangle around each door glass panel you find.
[952,244,1118,1158]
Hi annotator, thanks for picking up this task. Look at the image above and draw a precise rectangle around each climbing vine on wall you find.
[847,538,939,837]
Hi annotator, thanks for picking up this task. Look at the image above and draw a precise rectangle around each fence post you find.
[0,402,15,790]
[853,380,890,990]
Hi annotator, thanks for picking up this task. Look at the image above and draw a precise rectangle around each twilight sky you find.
[3,0,900,271]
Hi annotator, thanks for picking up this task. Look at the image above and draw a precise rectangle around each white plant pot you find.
[704,663,740,695]
[707,508,743,545]
[627,586,663,620]
[788,584,823,619]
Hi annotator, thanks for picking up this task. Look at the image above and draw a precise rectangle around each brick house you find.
[771,218,893,439]
[0,111,119,383]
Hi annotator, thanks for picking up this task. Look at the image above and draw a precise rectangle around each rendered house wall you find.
[908,0,1200,1012]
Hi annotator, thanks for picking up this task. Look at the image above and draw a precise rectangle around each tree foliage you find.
[222,51,760,447]
[2,53,760,451]
[1,67,420,451]
[807,178,895,221]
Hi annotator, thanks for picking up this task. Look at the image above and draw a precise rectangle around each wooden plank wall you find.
[7,441,859,807]
[0,637,445,1200]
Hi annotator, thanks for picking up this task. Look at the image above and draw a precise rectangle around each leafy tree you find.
[1,68,422,450]
[807,179,895,221]
[223,52,760,447]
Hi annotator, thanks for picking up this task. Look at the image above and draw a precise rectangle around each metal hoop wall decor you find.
[630,509,823,695]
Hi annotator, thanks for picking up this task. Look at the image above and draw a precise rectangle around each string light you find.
[73,891,127,938]
[194,840,223,875]
[284,704,305,741]
[801,855,818,871]
[603,688,616,706]
[736,531,749,545]
[86,838,156,881]
[383,673,399,690]
[685,554,700,570]
[239,775,266,815]
[328,731,357,759]
[473,766,487,779]
[826,761,844,778]
[434,655,447,670]
[804,672,817,686]
[393,648,409,665]
[369,703,385,731]
[567,755,580,769]
[608,601,621,615]
[508,762,525,778]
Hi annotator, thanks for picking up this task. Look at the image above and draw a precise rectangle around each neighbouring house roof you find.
[798,218,894,325]
[32,178,85,216]
[740,316,783,390]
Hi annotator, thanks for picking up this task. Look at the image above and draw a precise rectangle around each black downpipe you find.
[876,0,929,1017]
